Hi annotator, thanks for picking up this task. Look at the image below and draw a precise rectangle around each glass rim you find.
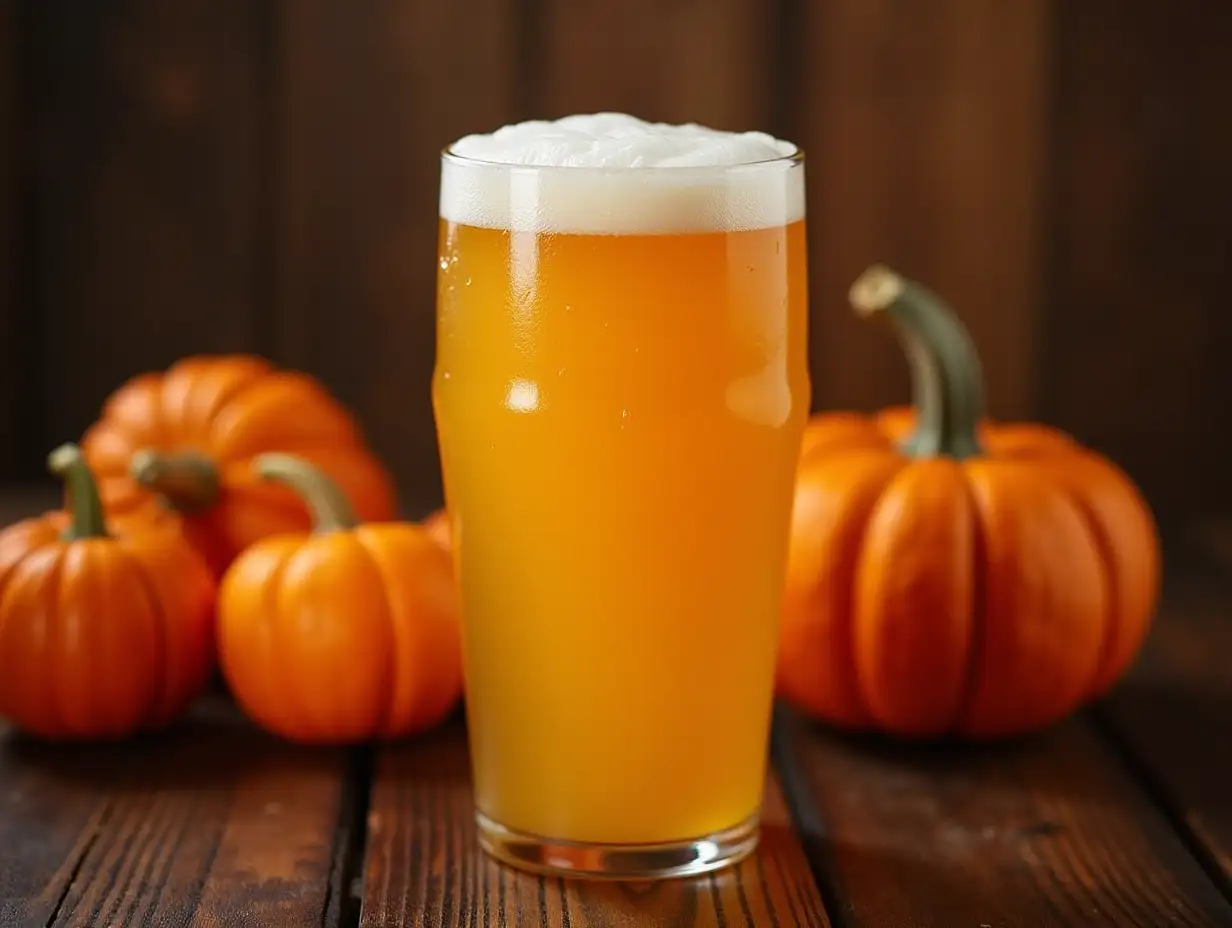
[439,144,805,176]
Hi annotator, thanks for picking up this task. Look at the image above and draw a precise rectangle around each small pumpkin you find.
[778,266,1160,739]
[81,355,398,578]
[217,454,462,743]
[0,445,216,739]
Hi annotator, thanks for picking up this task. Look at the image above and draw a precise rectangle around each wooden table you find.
[1,490,1230,927]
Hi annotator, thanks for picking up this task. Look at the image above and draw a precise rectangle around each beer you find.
[434,114,809,878]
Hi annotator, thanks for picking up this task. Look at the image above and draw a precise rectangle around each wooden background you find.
[0,0,1229,520]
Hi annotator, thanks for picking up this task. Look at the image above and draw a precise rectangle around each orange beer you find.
[434,115,809,878]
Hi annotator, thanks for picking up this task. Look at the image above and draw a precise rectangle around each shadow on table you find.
[0,695,345,792]
[788,713,1124,805]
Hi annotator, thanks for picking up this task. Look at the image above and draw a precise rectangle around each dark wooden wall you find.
[1,0,1230,520]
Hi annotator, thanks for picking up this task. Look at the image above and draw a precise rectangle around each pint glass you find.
[433,117,809,879]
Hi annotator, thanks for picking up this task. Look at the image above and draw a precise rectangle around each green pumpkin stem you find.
[254,453,359,533]
[130,449,221,512]
[849,265,984,459]
[48,444,109,540]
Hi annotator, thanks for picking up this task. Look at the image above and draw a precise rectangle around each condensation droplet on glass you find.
[439,257,450,271]
[464,277,472,287]
[557,367,566,377]
[564,304,573,313]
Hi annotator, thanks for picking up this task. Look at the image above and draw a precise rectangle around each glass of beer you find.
[433,114,809,879]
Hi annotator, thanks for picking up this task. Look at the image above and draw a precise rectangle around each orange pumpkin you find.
[778,266,1160,739]
[80,355,398,578]
[0,445,216,739]
[218,454,462,743]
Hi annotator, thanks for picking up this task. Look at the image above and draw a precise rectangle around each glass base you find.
[475,811,760,880]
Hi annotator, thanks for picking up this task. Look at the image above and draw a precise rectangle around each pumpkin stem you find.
[849,265,984,459]
[48,443,109,539]
[254,453,359,533]
[130,449,221,512]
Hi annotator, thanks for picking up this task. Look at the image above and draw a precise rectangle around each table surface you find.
[0,489,1230,928]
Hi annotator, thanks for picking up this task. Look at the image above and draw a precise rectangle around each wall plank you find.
[276,0,520,518]
[539,0,775,130]
[23,1,264,455]
[1046,1,1232,516]
[0,1,15,479]
[797,0,1052,419]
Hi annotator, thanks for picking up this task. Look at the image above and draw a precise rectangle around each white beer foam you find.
[441,113,804,234]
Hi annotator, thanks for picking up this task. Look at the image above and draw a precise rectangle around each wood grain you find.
[538,0,775,131]
[361,722,831,927]
[0,699,350,928]
[275,0,520,520]
[1097,529,1232,889]
[0,2,17,481]
[22,1,264,455]
[0,730,110,926]
[779,708,1232,926]
[1045,1,1232,515]
[797,0,1051,419]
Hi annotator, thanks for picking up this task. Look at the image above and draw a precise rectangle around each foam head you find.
[440,113,804,235]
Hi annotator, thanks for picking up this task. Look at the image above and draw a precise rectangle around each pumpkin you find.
[80,355,398,578]
[0,444,216,739]
[217,454,462,743]
[778,265,1160,739]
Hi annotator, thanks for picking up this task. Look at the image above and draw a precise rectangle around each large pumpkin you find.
[778,266,1160,739]
[80,355,397,577]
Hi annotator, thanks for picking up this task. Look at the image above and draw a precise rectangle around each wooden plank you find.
[778,708,1232,926]
[0,2,17,480]
[797,0,1051,418]
[275,0,520,520]
[0,699,349,928]
[362,723,831,927]
[1045,2,1232,515]
[539,0,775,131]
[23,1,263,456]
[1097,527,1232,889]
[0,733,110,926]
[1196,520,1232,569]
